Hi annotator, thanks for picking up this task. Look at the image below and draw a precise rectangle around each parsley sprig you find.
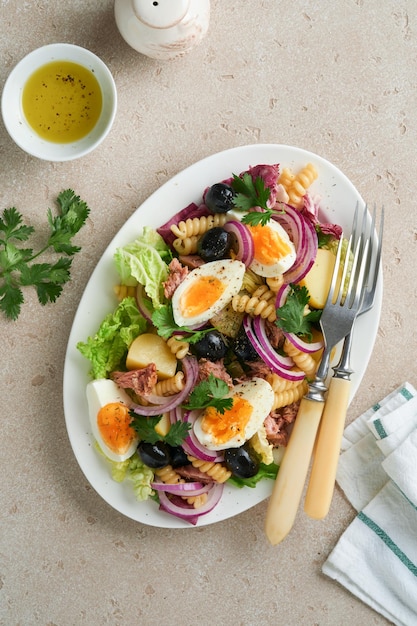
[130,414,191,446]
[182,373,233,414]
[0,190,89,320]
[275,284,321,339]
[231,172,273,226]
[151,303,212,343]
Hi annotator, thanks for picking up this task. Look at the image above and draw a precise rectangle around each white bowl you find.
[1,43,117,161]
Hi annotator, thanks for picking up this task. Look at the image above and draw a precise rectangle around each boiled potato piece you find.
[155,412,171,437]
[300,248,341,309]
[126,333,177,379]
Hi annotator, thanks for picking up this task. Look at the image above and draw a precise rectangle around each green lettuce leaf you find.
[113,227,171,308]
[77,296,146,379]
[227,461,279,488]
[94,442,154,500]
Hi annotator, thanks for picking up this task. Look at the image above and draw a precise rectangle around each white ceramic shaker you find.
[114,0,210,61]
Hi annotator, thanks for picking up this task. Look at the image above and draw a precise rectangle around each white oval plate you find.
[63,144,382,528]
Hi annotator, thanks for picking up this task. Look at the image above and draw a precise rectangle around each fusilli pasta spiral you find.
[266,373,303,393]
[154,465,208,508]
[289,164,318,209]
[172,235,199,255]
[278,167,296,190]
[170,214,227,239]
[278,163,318,209]
[232,284,277,322]
[284,339,318,378]
[187,456,231,483]
[152,371,185,396]
[266,275,284,292]
[113,284,137,301]
[167,335,190,360]
[272,379,308,410]
[154,465,182,484]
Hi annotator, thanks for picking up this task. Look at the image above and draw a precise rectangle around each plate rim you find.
[63,142,383,528]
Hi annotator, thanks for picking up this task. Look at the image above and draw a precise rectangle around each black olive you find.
[137,441,170,468]
[232,325,259,362]
[224,445,260,478]
[192,330,228,361]
[167,445,189,468]
[205,183,236,213]
[197,227,233,262]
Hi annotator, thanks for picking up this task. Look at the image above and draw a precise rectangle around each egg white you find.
[226,211,296,277]
[171,259,246,327]
[86,379,138,462]
[248,219,296,277]
[193,377,275,451]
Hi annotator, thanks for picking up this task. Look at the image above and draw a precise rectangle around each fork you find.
[304,205,384,520]
[264,204,370,545]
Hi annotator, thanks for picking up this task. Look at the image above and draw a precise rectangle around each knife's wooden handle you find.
[264,396,324,545]
[304,377,351,520]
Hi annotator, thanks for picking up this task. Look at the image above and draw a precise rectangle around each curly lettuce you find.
[113,227,172,309]
[95,442,154,501]
[77,296,146,379]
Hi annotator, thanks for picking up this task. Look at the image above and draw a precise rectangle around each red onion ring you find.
[252,316,294,370]
[275,283,290,309]
[131,356,198,416]
[179,409,223,462]
[273,204,318,284]
[243,315,305,382]
[135,284,154,322]
[141,392,170,405]
[151,481,210,497]
[223,220,254,267]
[158,483,224,525]
[283,331,324,354]
[182,433,223,463]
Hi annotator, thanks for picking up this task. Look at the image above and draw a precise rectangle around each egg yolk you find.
[97,402,136,454]
[201,396,253,444]
[249,224,292,266]
[179,275,226,319]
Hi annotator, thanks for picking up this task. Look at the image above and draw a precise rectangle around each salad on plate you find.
[76,159,345,525]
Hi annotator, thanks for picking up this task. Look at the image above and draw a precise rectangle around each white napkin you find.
[322,382,417,626]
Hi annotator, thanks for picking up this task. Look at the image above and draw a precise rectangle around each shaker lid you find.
[133,0,190,29]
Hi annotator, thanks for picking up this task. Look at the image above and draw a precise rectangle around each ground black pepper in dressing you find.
[22,60,102,143]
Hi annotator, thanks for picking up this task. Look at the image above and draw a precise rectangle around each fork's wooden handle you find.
[304,377,351,520]
[265,397,324,545]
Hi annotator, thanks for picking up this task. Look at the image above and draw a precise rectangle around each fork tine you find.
[361,204,384,313]
[343,203,370,309]
[304,204,383,520]
[326,228,345,307]
[265,203,375,543]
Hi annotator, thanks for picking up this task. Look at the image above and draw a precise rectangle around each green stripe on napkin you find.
[358,511,417,577]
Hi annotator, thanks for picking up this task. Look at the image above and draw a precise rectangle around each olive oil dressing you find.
[22,60,102,143]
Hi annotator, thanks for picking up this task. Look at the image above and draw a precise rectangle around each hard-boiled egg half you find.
[226,210,296,277]
[86,379,138,462]
[172,259,246,327]
[193,377,275,451]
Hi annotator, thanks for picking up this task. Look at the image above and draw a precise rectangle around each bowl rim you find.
[1,43,117,162]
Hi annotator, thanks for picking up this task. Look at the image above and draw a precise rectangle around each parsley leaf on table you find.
[182,373,233,414]
[130,414,191,446]
[275,284,321,339]
[0,190,89,320]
